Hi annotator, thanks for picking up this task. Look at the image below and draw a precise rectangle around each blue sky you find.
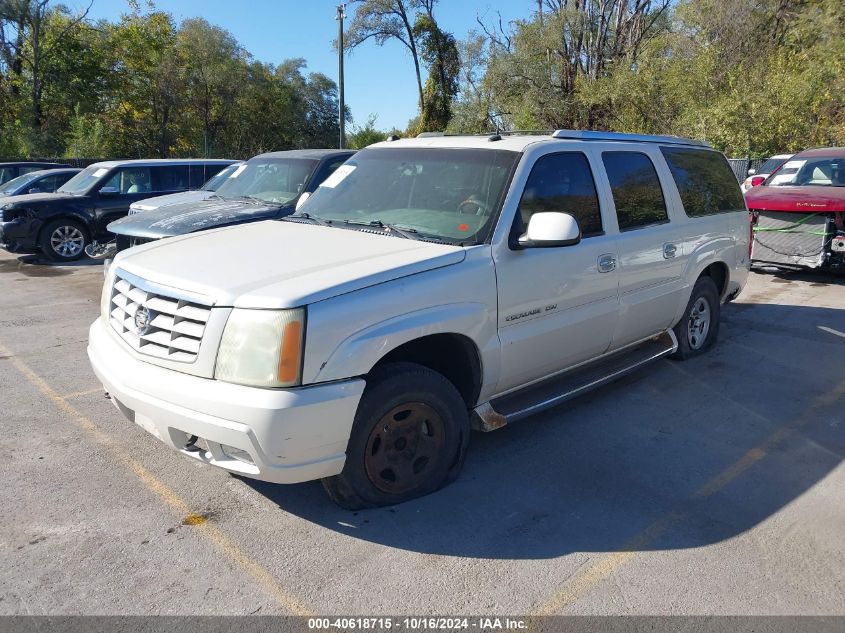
[73,0,532,132]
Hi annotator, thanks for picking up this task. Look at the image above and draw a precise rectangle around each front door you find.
[494,151,619,393]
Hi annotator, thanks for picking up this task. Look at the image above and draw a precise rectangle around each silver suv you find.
[88,130,750,508]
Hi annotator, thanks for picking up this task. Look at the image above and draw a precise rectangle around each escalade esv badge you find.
[134,306,152,335]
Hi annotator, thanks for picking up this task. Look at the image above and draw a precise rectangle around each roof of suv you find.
[88,158,236,169]
[253,149,356,161]
[0,161,67,167]
[369,130,711,153]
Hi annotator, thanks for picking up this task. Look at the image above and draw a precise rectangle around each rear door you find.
[600,147,689,349]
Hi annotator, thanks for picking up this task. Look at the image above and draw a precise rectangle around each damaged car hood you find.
[107,196,291,239]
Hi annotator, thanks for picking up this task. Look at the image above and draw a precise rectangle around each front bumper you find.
[88,318,366,484]
[0,219,37,253]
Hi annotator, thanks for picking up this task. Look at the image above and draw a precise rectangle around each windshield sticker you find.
[319,164,355,188]
[93,168,109,177]
[229,164,248,178]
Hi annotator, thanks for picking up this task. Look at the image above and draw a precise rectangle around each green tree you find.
[103,11,186,157]
[0,0,99,155]
[413,5,459,132]
[348,114,386,148]
[479,0,672,131]
[177,18,246,157]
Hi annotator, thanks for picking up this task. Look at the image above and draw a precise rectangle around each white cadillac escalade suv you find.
[88,130,750,508]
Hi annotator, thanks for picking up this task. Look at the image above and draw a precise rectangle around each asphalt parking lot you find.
[1,249,843,616]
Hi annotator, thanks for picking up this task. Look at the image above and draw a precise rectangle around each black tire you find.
[322,362,470,510]
[39,218,89,262]
[670,276,720,360]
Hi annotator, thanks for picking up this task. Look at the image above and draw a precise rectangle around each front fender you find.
[311,301,498,393]
[38,206,94,234]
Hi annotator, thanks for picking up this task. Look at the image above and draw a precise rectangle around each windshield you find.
[295,147,518,243]
[201,163,242,191]
[766,156,845,187]
[215,158,318,204]
[0,171,40,194]
[57,164,111,194]
[757,156,790,175]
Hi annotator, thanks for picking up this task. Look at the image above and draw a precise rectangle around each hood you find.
[108,196,290,238]
[745,185,845,213]
[0,191,77,206]
[129,190,216,214]
[114,220,466,309]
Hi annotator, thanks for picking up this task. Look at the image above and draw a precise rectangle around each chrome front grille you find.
[108,272,212,363]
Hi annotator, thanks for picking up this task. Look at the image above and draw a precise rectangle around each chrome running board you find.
[472,331,677,432]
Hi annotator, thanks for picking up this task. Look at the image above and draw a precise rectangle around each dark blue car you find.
[0,168,81,198]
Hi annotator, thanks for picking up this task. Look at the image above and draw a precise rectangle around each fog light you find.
[221,444,254,465]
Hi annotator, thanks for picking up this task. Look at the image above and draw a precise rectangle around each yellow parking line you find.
[0,341,315,617]
[533,371,845,616]
[60,386,103,399]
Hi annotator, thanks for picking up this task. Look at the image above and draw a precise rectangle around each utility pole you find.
[336,3,346,149]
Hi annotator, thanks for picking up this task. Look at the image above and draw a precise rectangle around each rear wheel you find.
[670,276,720,360]
[39,219,88,262]
[322,362,470,509]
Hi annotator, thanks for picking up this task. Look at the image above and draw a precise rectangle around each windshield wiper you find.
[232,195,270,205]
[344,219,444,242]
[285,212,333,226]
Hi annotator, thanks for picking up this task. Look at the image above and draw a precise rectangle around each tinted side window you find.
[54,172,75,189]
[311,158,347,189]
[189,165,207,188]
[102,167,153,194]
[33,174,60,192]
[151,165,189,191]
[602,152,668,230]
[517,152,603,237]
[660,147,745,216]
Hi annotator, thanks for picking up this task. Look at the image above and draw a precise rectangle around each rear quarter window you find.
[151,165,190,191]
[602,152,668,231]
[661,147,745,217]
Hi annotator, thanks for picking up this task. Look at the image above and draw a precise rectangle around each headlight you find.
[100,266,116,322]
[215,308,305,388]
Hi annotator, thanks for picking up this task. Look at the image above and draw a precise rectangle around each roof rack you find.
[551,129,711,148]
[416,130,553,138]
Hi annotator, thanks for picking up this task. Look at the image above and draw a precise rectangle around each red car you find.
[745,147,845,269]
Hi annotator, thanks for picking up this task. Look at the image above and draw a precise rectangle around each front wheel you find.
[322,362,470,510]
[670,276,720,360]
[39,219,89,262]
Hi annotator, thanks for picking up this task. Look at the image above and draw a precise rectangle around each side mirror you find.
[295,191,311,210]
[747,168,756,176]
[99,186,119,197]
[27,187,42,194]
[517,212,581,248]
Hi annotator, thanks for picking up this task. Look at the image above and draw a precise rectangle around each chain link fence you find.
[727,158,767,182]
[29,158,108,168]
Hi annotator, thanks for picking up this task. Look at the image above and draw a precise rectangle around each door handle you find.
[663,242,678,259]
[597,253,616,273]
